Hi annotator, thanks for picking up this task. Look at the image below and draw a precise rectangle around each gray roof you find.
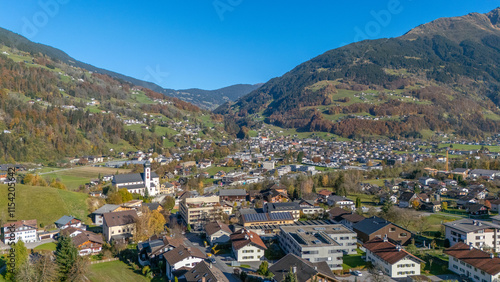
[443,218,500,233]
[328,195,353,203]
[113,172,159,184]
[55,215,78,226]
[239,208,258,215]
[120,184,146,190]
[266,202,301,212]
[243,212,294,222]
[470,169,500,176]
[269,253,335,282]
[353,216,391,235]
[92,204,120,215]
[218,188,246,197]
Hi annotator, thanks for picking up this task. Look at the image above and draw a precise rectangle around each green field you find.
[204,166,237,176]
[34,242,57,251]
[87,261,150,282]
[342,249,366,270]
[0,184,90,227]
[438,143,500,152]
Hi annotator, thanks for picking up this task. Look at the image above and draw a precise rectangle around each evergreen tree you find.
[55,235,79,281]
[284,267,298,282]
[355,197,362,208]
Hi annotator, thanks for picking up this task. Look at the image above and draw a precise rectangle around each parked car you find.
[352,270,362,276]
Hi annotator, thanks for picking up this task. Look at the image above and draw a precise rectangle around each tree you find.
[355,197,362,208]
[163,196,175,211]
[321,174,329,187]
[6,240,29,281]
[106,192,123,204]
[135,208,167,242]
[35,253,58,282]
[284,267,298,282]
[55,235,79,281]
[297,152,304,163]
[441,201,448,210]
[415,216,431,235]
[118,188,133,202]
[14,260,36,282]
[411,199,421,210]
[67,256,89,282]
[257,261,271,277]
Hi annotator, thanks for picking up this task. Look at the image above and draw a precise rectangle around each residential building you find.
[112,161,160,196]
[364,237,423,278]
[218,188,247,202]
[137,235,183,266]
[55,215,83,230]
[91,204,121,225]
[353,216,412,245]
[164,245,206,281]
[2,219,38,244]
[469,169,500,180]
[102,210,138,242]
[269,253,338,282]
[398,192,418,208]
[445,242,500,282]
[183,261,229,282]
[327,196,355,210]
[443,219,500,252]
[204,221,232,246]
[61,227,103,256]
[241,212,295,227]
[230,229,267,262]
[264,202,301,220]
[180,195,226,225]
[294,199,325,216]
[278,224,357,270]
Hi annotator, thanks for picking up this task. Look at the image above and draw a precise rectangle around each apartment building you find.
[2,219,38,244]
[180,196,228,225]
[445,242,500,282]
[443,219,500,252]
[364,237,423,278]
[278,224,357,270]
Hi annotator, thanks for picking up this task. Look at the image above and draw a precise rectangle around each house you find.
[91,204,121,225]
[469,169,500,180]
[264,202,301,220]
[102,210,138,242]
[398,192,418,208]
[230,229,267,262]
[451,168,468,179]
[204,221,232,246]
[443,218,500,252]
[218,188,247,202]
[269,253,338,282]
[55,215,83,230]
[338,213,366,229]
[353,216,412,246]
[457,195,478,207]
[137,235,183,266]
[327,195,355,210]
[294,199,325,215]
[164,245,206,281]
[112,161,160,196]
[241,212,295,227]
[488,200,500,213]
[60,227,103,256]
[142,202,163,212]
[278,224,357,270]
[420,201,442,213]
[364,237,423,278]
[260,188,290,203]
[183,261,229,282]
[2,219,38,244]
[464,203,489,217]
[379,193,398,204]
[445,242,500,281]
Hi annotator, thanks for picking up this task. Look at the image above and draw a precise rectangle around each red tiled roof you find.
[230,229,267,251]
[363,238,422,265]
[445,242,500,275]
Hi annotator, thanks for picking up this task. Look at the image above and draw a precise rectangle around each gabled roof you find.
[341,213,365,224]
[55,215,80,226]
[142,202,162,211]
[103,210,138,227]
[399,192,416,202]
[230,229,267,251]
[328,195,353,203]
[266,202,300,212]
[218,188,247,197]
[3,219,37,230]
[162,245,206,265]
[364,238,422,265]
[71,230,104,247]
[353,216,392,235]
[329,207,350,219]
[269,253,338,282]
[204,221,232,237]
[113,173,143,184]
[184,261,229,282]
[445,242,500,275]
[92,204,120,215]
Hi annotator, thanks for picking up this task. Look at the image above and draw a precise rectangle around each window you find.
[400,233,407,237]
[389,227,396,232]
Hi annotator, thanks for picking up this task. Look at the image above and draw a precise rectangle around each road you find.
[0,238,56,250]
[183,232,241,282]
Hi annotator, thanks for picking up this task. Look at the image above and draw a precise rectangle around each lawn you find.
[34,242,57,251]
[346,193,378,207]
[204,166,237,176]
[342,250,366,270]
[87,260,149,282]
[0,184,90,227]
[438,143,500,152]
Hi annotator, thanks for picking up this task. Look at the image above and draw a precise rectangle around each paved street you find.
[0,238,56,250]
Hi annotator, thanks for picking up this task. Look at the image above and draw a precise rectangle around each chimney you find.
[383,234,388,242]
[469,242,473,250]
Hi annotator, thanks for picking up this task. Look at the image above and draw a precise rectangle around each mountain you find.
[0,27,257,109]
[221,8,500,139]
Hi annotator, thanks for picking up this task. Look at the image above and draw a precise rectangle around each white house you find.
[230,229,267,262]
[55,215,83,230]
[205,221,232,246]
[163,245,205,281]
[445,242,500,282]
[443,219,500,252]
[2,219,38,244]
[327,195,355,210]
[364,237,423,278]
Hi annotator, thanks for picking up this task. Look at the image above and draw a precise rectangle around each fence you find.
[90,258,119,264]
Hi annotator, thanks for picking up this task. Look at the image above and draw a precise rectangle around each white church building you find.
[112,161,160,196]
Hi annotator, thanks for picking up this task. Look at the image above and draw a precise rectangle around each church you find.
[112,161,160,196]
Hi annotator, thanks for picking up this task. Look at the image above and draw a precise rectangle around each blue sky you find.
[0,1,497,90]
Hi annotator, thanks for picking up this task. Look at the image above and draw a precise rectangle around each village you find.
[2,134,500,282]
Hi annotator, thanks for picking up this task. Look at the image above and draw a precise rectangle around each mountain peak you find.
[487,7,500,26]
